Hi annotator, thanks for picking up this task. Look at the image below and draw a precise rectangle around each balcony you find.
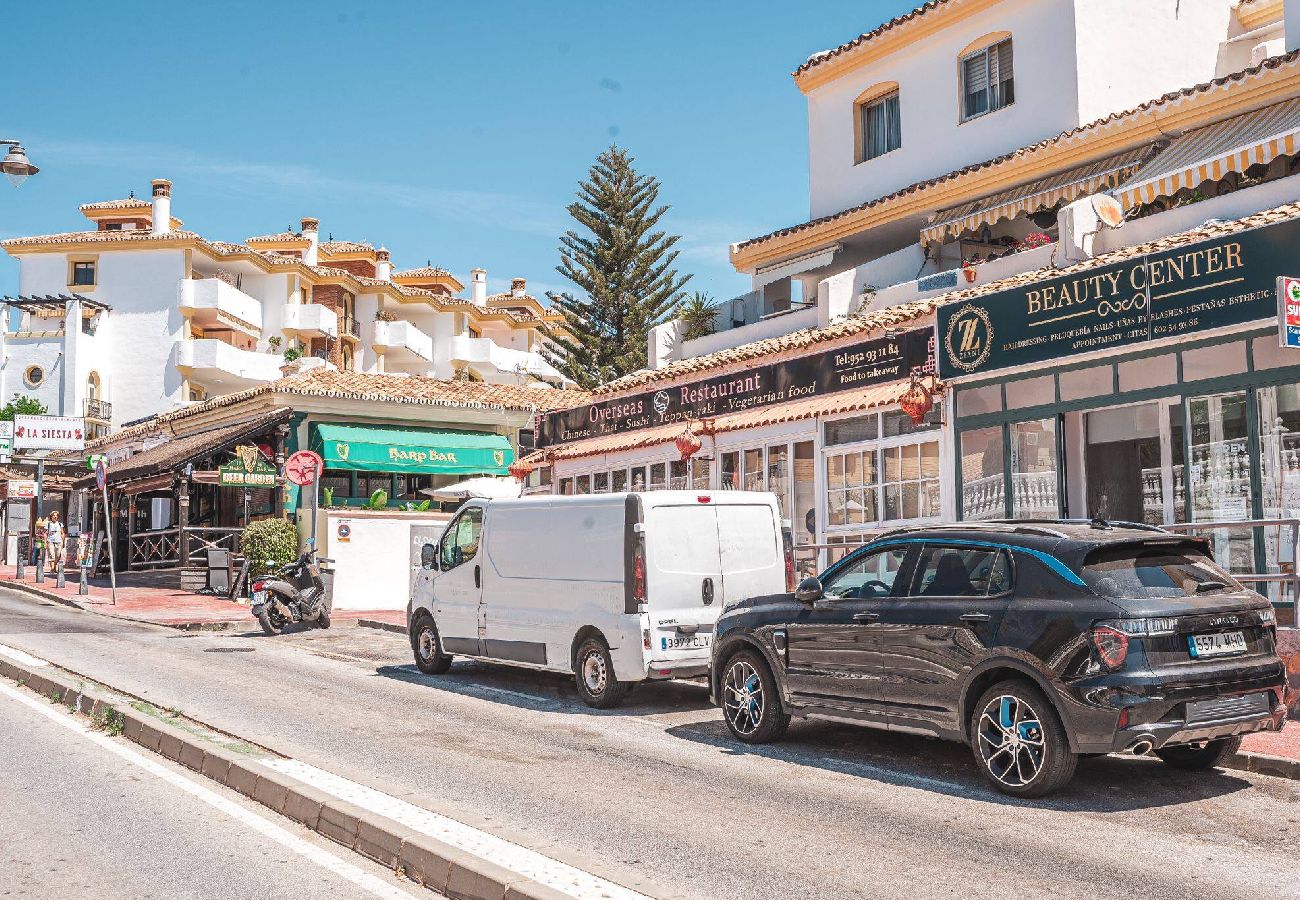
[283,303,338,338]
[179,278,263,332]
[371,319,433,364]
[450,335,566,384]
[83,398,112,422]
[175,338,284,391]
[339,314,360,340]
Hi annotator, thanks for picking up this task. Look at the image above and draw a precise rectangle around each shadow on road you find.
[665,717,1255,811]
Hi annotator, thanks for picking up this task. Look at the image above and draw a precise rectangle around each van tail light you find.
[643,627,652,651]
[632,536,647,605]
[782,534,796,592]
[1091,624,1129,671]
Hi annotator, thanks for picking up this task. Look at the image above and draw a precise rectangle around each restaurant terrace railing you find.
[128,526,244,570]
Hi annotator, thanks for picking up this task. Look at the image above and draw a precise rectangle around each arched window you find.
[853,81,901,164]
[958,32,1013,121]
[340,344,354,372]
[86,371,101,401]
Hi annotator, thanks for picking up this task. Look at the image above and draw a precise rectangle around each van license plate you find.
[1188,631,1247,658]
[662,633,711,651]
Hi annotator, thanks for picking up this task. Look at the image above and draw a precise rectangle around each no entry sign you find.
[285,450,323,487]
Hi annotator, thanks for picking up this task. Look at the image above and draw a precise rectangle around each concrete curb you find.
[0,651,640,900]
[1224,749,1300,780]
[0,577,241,631]
[357,618,406,635]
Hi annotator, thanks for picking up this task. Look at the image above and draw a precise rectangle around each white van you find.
[407,491,789,707]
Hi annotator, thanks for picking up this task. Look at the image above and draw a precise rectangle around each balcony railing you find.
[84,398,112,421]
[341,314,360,338]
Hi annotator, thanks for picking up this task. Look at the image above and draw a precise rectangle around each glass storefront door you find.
[1084,403,1164,524]
[1187,391,1255,575]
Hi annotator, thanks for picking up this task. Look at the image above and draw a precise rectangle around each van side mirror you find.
[795,577,823,604]
[420,543,437,570]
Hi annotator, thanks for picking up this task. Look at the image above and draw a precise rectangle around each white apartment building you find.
[1,180,568,433]
[654,0,1292,360]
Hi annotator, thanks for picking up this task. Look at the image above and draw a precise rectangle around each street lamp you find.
[0,140,39,187]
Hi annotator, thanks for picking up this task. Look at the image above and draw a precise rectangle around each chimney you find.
[150,179,172,235]
[511,277,527,298]
[375,247,392,280]
[471,268,487,305]
[301,217,319,266]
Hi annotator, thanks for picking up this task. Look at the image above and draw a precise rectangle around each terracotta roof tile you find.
[529,381,926,462]
[1,229,203,247]
[319,240,374,255]
[246,231,309,244]
[793,1,953,79]
[80,197,153,213]
[593,297,939,396]
[393,266,451,279]
[741,50,1300,254]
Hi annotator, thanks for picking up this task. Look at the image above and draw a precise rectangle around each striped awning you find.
[1115,98,1300,209]
[921,145,1158,246]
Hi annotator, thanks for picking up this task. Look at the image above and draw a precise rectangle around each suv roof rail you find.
[878,521,1071,540]
[990,517,1171,534]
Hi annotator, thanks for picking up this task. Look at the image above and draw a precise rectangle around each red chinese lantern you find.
[508,459,535,481]
[899,373,935,425]
[674,428,702,462]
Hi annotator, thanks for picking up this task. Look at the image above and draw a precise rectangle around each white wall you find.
[1289,0,1300,52]
[317,509,449,611]
[805,0,1079,219]
[1073,0,1235,123]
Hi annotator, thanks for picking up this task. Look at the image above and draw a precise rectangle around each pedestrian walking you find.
[45,511,65,575]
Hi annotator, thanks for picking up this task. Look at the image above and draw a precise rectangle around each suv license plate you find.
[1188,631,1247,658]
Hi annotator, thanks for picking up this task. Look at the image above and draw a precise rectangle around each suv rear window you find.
[1081,544,1241,599]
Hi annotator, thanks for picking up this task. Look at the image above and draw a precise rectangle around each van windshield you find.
[1081,544,1241,600]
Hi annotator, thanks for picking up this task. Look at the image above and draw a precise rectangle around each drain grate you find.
[202,647,255,654]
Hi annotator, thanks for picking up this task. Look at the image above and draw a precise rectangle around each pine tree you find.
[544,146,690,388]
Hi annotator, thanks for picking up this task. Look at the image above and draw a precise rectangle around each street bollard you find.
[55,559,65,589]
[34,548,44,583]
[15,551,24,580]
[78,565,89,596]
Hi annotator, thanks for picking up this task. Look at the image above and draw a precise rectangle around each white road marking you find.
[0,681,419,900]
[0,642,50,667]
[262,758,652,900]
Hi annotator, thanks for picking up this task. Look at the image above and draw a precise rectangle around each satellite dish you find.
[1092,194,1125,229]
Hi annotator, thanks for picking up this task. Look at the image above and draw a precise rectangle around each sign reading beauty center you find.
[937,215,1300,379]
[537,327,933,447]
[12,415,86,451]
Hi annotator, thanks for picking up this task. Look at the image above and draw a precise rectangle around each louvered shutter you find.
[963,52,988,118]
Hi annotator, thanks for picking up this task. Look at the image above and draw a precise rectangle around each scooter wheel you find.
[316,608,331,629]
[257,609,283,636]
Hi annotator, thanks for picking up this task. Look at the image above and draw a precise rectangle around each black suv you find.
[710,521,1288,797]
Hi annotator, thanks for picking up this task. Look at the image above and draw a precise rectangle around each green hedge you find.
[242,518,300,578]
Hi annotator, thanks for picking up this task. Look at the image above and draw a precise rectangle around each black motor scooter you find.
[250,544,333,635]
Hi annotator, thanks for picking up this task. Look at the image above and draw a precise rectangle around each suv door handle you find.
[852,611,880,623]
[960,611,991,622]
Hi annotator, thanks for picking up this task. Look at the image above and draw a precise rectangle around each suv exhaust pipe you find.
[1127,734,1156,756]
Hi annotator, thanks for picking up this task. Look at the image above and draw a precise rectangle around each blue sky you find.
[0,1,911,303]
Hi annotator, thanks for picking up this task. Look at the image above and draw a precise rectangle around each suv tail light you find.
[1091,624,1129,671]
[632,535,647,605]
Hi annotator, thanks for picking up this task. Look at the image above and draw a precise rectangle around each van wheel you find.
[971,680,1077,798]
[1154,736,1242,770]
[720,650,789,743]
[574,638,629,709]
[410,615,452,675]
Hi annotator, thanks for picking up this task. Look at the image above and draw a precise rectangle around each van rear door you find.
[644,502,722,661]
[715,501,783,608]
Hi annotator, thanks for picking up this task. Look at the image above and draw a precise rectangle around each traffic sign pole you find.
[95,458,116,605]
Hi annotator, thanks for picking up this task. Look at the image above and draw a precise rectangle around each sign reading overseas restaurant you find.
[936,215,1300,380]
[537,327,933,447]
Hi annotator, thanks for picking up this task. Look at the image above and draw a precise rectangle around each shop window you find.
[827,449,879,527]
[320,471,351,500]
[669,460,688,489]
[1118,354,1176,394]
[960,426,1005,520]
[690,457,711,490]
[648,463,666,491]
[575,474,591,495]
[593,472,609,493]
[767,444,789,516]
[1059,365,1113,402]
[559,478,573,495]
[1182,342,1247,383]
[882,409,938,438]
[611,469,628,492]
[882,441,941,520]
[792,442,816,577]
[720,452,740,490]
[631,466,647,492]
[1187,392,1255,575]
[743,448,765,491]
[1259,385,1300,596]
[824,414,878,446]
[1002,375,1054,411]
[961,37,1013,121]
[956,384,1002,418]
[1010,419,1059,518]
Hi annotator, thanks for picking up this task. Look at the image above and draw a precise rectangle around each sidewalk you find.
[0,564,403,630]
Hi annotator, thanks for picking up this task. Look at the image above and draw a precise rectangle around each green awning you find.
[310,423,514,475]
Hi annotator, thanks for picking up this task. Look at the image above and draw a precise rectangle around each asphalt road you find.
[0,664,422,899]
[1,587,1297,900]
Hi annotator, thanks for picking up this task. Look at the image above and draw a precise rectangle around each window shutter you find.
[964,52,988,96]
[996,40,1013,83]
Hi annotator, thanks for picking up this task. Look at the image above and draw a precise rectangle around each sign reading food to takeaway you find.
[936,215,1298,379]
